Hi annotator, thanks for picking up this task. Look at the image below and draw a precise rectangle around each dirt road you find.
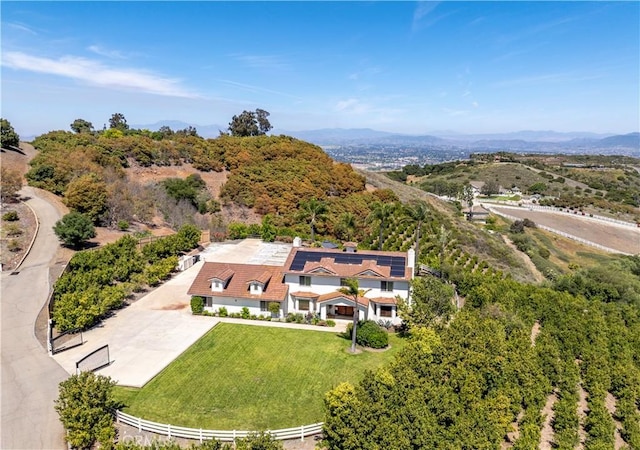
[489,206,639,254]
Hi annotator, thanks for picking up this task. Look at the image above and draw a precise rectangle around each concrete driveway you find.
[52,261,217,388]
[52,240,293,387]
[1,187,69,450]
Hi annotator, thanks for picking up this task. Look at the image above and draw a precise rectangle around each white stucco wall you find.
[204,296,268,317]
[285,273,408,324]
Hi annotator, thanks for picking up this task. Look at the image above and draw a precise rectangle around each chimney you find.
[407,248,415,275]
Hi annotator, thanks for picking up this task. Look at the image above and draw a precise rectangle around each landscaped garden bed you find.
[114,323,406,430]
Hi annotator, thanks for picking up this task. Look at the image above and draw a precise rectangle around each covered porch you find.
[317,292,370,321]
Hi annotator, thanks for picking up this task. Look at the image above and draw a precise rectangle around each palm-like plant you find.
[367,202,397,250]
[338,212,357,241]
[402,200,430,271]
[298,198,328,242]
[435,224,456,278]
[338,278,371,353]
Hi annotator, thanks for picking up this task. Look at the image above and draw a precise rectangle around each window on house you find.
[260,301,268,312]
[299,276,311,286]
[381,281,394,292]
[380,306,393,317]
[298,299,310,311]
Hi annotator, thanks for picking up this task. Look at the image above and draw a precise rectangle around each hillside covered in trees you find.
[323,254,640,449]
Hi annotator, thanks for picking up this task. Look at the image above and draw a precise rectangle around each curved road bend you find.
[2,187,68,449]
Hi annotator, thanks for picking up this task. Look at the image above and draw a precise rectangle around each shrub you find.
[241,306,250,319]
[286,312,304,323]
[191,296,204,314]
[2,210,18,221]
[538,247,551,259]
[54,372,118,450]
[268,301,280,316]
[218,306,228,317]
[117,220,130,231]
[345,320,389,349]
[7,239,21,252]
[357,320,389,348]
[510,220,526,234]
[326,319,336,327]
[53,211,96,248]
[4,223,22,236]
[511,234,533,253]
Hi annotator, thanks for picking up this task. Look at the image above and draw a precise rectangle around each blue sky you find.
[2,1,639,137]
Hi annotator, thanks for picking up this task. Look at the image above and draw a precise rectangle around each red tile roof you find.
[208,268,235,284]
[248,270,272,285]
[188,263,288,302]
[370,296,398,305]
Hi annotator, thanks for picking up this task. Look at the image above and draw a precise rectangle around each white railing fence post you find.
[114,410,325,442]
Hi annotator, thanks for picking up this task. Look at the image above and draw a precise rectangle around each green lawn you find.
[114,323,406,430]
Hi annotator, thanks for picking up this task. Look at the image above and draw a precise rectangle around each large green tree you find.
[70,118,94,134]
[53,211,96,248]
[64,174,108,223]
[109,113,129,131]
[55,372,119,449]
[0,118,20,148]
[398,276,455,329]
[228,109,272,137]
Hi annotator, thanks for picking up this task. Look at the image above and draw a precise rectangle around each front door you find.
[335,306,354,317]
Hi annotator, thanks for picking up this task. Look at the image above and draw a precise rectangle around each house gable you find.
[188,263,288,302]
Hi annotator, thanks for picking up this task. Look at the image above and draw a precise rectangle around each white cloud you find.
[412,2,440,29]
[87,45,128,59]
[1,51,199,98]
[7,22,38,35]
[335,98,369,114]
[472,101,479,108]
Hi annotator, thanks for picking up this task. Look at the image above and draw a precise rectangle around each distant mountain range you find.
[131,121,639,153]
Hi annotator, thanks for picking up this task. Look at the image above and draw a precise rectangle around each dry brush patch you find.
[0,201,37,271]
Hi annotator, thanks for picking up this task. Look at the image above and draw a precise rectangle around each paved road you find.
[1,187,68,450]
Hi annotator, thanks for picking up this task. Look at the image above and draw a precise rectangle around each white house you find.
[188,246,414,324]
[281,247,414,325]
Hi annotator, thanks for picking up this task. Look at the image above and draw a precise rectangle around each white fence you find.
[487,208,634,256]
[115,410,323,442]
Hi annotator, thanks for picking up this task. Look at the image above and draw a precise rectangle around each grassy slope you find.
[114,323,406,430]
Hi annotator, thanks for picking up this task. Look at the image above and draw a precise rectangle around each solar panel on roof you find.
[289,250,407,278]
